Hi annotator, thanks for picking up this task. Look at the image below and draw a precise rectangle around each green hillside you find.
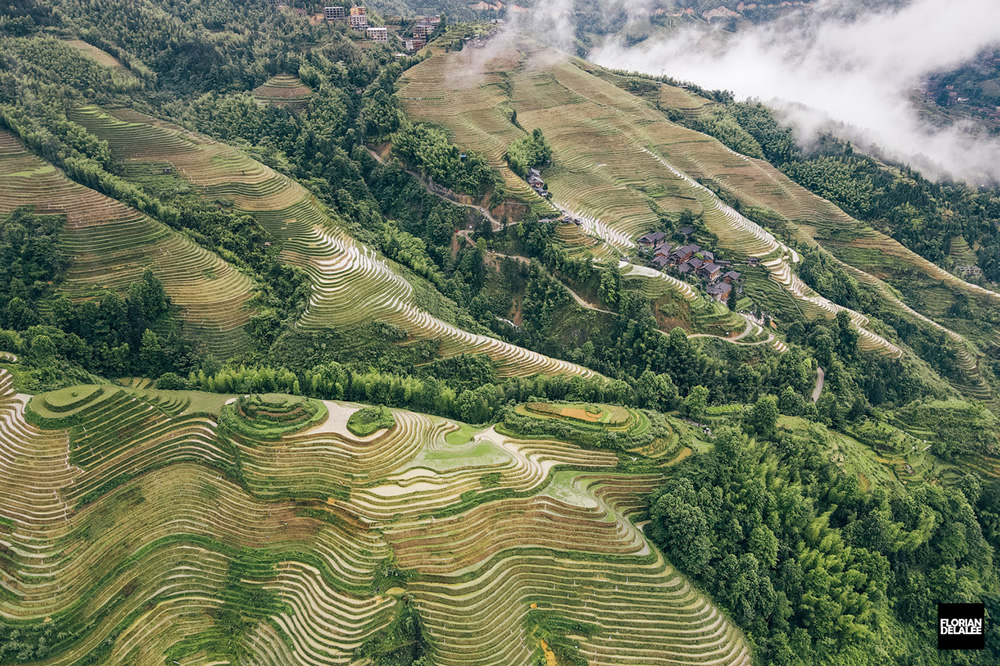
[1,1,1000,664]
[0,368,750,665]
[399,36,999,404]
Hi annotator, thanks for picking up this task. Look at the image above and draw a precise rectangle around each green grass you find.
[444,422,477,445]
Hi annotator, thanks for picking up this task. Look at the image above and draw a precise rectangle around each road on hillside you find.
[366,148,504,230]
[812,366,825,402]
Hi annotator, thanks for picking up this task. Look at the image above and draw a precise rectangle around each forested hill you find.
[0,1,999,664]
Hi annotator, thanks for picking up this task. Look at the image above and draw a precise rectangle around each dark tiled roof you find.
[638,231,667,244]
[708,282,732,296]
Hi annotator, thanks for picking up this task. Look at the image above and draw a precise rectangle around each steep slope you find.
[68,105,593,379]
[399,38,1000,398]
[0,369,750,664]
[400,39,898,357]
[0,130,254,358]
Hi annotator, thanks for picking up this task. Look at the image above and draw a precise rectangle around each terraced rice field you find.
[520,401,634,425]
[253,75,314,111]
[614,78,998,397]
[399,40,917,360]
[0,369,751,665]
[62,39,132,76]
[622,263,788,353]
[0,130,253,358]
[68,105,592,378]
[397,35,557,218]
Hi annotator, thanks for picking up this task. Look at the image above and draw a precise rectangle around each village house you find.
[413,19,435,38]
[652,255,671,269]
[349,6,368,30]
[677,262,694,275]
[367,26,388,41]
[637,231,667,247]
[701,250,714,263]
[526,172,550,198]
[707,281,732,303]
[654,242,672,258]
[723,270,741,284]
[403,37,426,51]
[669,243,700,265]
[324,6,345,20]
[699,262,722,282]
[747,256,760,267]
[679,226,695,238]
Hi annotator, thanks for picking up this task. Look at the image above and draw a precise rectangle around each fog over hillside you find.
[580,0,1000,184]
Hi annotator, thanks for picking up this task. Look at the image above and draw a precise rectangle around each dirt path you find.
[367,148,504,231]
[558,280,615,315]
[812,365,825,403]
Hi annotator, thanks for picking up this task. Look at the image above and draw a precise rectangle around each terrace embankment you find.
[0,371,750,664]
[0,130,254,358]
[68,105,595,379]
[400,39,1000,399]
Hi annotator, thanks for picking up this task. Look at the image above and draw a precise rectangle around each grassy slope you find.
[0,367,750,665]
[67,104,594,379]
[400,38,998,401]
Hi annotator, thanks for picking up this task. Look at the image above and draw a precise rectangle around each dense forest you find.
[651,416,1000,664]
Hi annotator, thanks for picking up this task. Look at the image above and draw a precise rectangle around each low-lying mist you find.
[586,0,1000,185]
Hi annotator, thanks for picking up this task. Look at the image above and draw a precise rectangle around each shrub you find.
[506,128,551,178]
[347,405,395,436]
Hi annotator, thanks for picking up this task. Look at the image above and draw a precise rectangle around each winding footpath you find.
[812,366,825,403]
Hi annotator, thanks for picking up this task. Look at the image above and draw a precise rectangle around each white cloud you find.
[588,0,1000,184]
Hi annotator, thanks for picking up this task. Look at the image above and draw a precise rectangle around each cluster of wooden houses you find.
[324,6,381,39]
[638,229,742,303]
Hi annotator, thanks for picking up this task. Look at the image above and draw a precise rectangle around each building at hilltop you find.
[324,6,346,21]
[349,6,368,30]
[367,26,388,42]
